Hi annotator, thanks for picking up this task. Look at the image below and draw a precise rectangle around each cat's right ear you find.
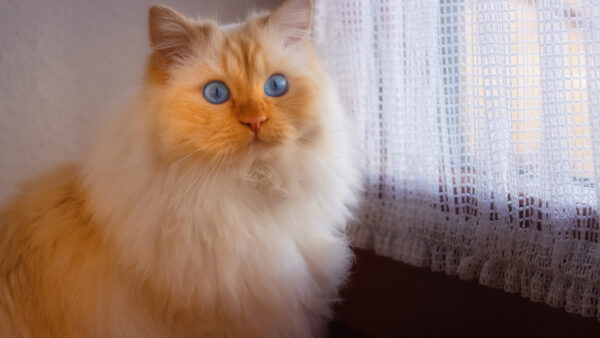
[267,0,313,47]
[148,5,194,67]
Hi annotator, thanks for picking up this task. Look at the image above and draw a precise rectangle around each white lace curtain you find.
[315,0,600,320]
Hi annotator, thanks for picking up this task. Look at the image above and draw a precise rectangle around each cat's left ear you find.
[267,0,313,47]
[148,5,196,66]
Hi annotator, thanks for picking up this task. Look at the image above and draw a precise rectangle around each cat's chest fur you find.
[147,164,339,291]
[91,156,350,337]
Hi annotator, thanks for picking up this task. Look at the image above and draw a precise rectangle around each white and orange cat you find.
[0,0,360,336]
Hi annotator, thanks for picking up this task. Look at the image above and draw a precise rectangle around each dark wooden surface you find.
[329,249,600,338]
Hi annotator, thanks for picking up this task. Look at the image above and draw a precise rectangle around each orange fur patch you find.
[0,165,111,336]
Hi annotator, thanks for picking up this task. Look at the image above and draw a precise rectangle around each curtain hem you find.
[350,223,600,321]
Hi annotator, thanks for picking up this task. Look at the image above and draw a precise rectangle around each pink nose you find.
[239,116,267,133]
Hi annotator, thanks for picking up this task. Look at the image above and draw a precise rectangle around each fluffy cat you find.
[0,0,360,336]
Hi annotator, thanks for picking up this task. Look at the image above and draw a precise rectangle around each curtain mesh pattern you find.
[316,0,600,319]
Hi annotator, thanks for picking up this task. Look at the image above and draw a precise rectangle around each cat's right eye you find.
[203,81,230,104]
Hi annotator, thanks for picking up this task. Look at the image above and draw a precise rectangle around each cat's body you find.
[0,1,360,337]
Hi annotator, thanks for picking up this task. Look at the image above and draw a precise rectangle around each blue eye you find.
[203,81,230,104]
[264,74,288,97]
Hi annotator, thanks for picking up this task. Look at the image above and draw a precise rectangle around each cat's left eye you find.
[264,74,288,97]
[203,81,230,104]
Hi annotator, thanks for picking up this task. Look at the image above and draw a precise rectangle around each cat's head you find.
[145,0,326,164]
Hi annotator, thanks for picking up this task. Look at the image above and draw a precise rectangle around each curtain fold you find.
[316,0,600,320]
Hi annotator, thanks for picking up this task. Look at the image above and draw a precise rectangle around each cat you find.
[0,0,360,336]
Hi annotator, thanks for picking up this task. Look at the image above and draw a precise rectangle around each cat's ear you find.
[267,0,313,47]
[148,5,195,65]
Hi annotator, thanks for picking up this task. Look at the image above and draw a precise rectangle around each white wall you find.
[0,0,282,203]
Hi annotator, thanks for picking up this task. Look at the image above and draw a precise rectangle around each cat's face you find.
[146,0,322,163]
